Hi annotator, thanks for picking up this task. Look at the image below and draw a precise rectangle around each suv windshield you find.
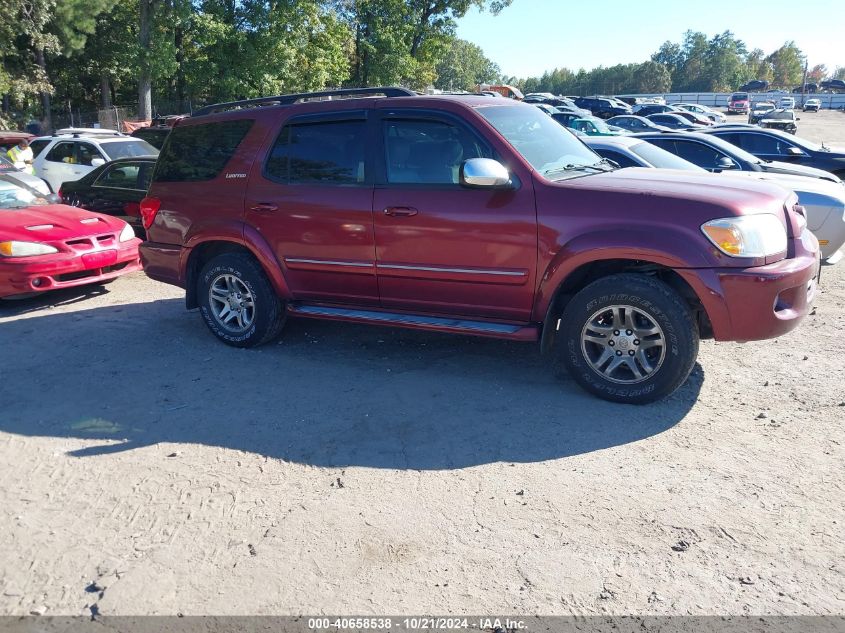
[476,104,605,179]
[100,139,158,159]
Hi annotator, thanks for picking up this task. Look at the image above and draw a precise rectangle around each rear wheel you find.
[198,252,286,348]
[556,273,699,404]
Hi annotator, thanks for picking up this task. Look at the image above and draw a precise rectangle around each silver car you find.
[585,135,845,262]
[0,154,50,195]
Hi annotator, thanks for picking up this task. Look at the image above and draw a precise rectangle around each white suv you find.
[779,96,796,110]
[30,128,158,192]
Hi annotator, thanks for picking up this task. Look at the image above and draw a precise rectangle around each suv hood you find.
[563,167,790,213]
[0,204,127,242]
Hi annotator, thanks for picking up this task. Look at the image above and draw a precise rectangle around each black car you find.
[792,83,818,94]
[738,80,769,92]
[758,109,799,134]
[131,125,171,150]
[704,127,845,178]
[605,115,671,133]
[645,113,703,130]
[572,96,632,119]
[633,104,679,118]
[819,79,845,93]
[59,156,157,238]
[634,130,843,183]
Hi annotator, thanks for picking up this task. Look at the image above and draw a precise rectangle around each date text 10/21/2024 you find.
[306,617,527,631]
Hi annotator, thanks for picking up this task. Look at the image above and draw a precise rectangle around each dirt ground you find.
[1,112,844,618]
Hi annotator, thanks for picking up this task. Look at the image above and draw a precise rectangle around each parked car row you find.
[535,101,845,261]
[0,125,162,301]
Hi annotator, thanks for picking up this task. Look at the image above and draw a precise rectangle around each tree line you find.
[506,31,844,97]
[3,4,844,131]
[0,0,507,129]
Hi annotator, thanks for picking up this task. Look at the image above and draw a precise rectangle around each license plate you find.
[82,250,118,269]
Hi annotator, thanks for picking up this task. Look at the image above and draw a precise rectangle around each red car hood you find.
[0,204,127,242]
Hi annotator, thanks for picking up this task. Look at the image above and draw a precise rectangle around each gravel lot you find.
[1,111,844,618]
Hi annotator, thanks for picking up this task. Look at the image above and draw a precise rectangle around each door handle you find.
[250,203,278,214]
[383,206,418,217]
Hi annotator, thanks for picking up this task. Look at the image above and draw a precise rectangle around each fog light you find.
[31,277,45,287]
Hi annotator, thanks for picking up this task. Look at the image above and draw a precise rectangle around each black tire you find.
[556,273,699,404]
[198,252,286,348]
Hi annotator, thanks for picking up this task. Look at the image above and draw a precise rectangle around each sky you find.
[456,0,844,79]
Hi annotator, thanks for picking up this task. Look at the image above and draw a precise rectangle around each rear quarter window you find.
[30,139,50,157]
[153,119,254,182]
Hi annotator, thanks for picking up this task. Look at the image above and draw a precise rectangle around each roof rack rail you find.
[52,127,123,137]
[193,86,417,117]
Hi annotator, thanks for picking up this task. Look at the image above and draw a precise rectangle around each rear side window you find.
[265,120,366,185]
[30,139,50,158]
[154,119,253,182]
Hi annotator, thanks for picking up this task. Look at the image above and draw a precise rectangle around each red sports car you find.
[0,175,141,298]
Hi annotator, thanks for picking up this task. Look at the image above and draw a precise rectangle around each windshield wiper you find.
[544,161,614,178]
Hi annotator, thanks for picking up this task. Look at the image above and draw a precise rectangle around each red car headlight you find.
[0,241,59,257]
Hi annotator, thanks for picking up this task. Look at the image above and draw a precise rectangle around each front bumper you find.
[0,239,142,298]
[681,233,820,342]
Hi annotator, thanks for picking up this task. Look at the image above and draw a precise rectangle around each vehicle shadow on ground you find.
[2,298,703,469]
[0,284,111,317]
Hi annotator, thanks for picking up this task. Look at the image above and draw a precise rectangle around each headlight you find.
[701,214,787,258]
[0,241,59,257]
[119,223,136,242]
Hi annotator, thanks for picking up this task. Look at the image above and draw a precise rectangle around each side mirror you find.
[796,117,801,121]
[460,158,511,188]
[715,156,737,171]
[91,158,106,167]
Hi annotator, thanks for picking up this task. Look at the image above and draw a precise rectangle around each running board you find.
[287,304,538,341]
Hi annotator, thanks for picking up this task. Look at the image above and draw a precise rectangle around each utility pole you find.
[801,61,808,106]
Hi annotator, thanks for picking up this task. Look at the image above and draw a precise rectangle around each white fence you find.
[620,92,845,110]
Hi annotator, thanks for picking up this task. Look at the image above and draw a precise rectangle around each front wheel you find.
[556,273,699,404]
[198,252,286,348]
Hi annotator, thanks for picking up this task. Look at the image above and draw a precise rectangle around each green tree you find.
[631,61,671,93]
[701,31,747,92]
[744,48,773,84]
[766,42,805,88]
[434,37,499,90]
[334,0,510,89]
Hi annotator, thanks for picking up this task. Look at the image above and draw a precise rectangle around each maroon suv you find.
[139,87,819,404]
